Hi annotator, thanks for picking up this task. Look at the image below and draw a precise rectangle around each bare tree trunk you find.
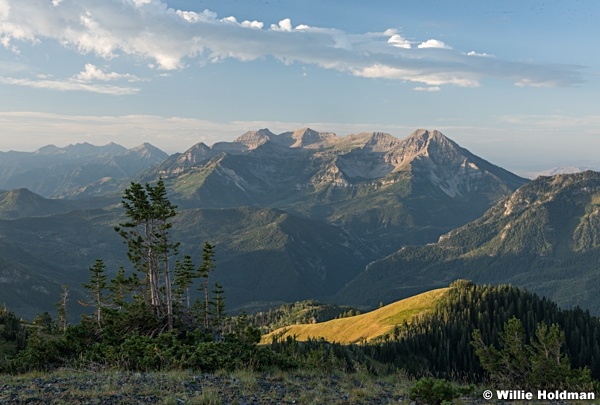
[204,277,209,331]
[164,250,173,330]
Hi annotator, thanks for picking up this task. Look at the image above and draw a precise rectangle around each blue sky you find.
[0,0,599,172]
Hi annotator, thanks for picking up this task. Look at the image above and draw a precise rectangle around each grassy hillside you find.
[262,288,449,344]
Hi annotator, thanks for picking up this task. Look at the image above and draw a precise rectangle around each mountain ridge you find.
[0,142,168,198]
[336,170,600,314]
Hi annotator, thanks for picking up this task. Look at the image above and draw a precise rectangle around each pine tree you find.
[81,259,108,329]
[472,317,593,390]
[174,255,195,308]
[211,282,225,333]
[147,178,179,330]
[198,242,216,331]
[108,266,131,310]
[115,178,178,330]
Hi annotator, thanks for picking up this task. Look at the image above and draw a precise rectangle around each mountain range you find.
[1,128,598,319]
[145,128,526,254]
[0,142,167,199]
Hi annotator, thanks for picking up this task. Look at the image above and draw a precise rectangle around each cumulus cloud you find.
[270,18,293,32]
[240,20,263,29]
[387,34,411,49]
[0,0,583,87]
[75,63,140,82]
[418,39,452,49]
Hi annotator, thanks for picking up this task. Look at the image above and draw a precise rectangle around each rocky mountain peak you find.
[34,145,61,155]
[127,143,168,160]
[65,142,127,157]
[380,129,523,198]
[397,129,466,165]
[361,132,401,152]
[172,142,212,169]
[34,142,128,159]
[403,129,454,152]
[233,128,274,150]
[288,127,339,149]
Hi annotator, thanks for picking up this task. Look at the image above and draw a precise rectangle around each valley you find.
[0,128,533,320]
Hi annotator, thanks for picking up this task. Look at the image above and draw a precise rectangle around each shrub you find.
[472,317,595,391]
[409,377,472,405]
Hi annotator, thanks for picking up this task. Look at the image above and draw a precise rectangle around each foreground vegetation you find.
[0,368,420,405]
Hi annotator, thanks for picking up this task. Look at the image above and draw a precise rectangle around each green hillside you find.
[336,171,600,314]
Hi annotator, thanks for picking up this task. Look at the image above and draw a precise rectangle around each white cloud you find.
[414,86,441,92]
[514,78,556,88]
[497,113,600,130]
[418,39,452,49]
[222,16,263,29]
[75,63,140,82]
[0,76,139,95]
[132,0,152,7]
[467,51,493,57]
[0,112,290,152]
[387,34,411,49]
[353,64,480,87]
[270,18,293,32]
[221,16,237,24]
[0,0,583,87]
[240,20,264,29]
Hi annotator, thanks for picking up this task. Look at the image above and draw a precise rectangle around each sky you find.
[0,0,599,172]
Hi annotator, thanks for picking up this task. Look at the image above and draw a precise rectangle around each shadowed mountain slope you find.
[336,171,600,314]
